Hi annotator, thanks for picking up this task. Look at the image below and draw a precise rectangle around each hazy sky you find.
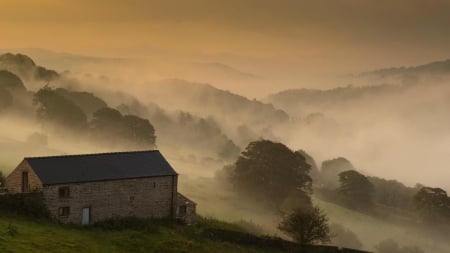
[1,0,450,81]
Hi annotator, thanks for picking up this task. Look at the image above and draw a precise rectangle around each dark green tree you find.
[369,176,417,210]
[297,149,320,181]
[320,157,355,188]
[278,206,330,244]
[33,86,88,130]
[338,170,374,210]
[90,108,156,148]
[55,88,107,116]
[0,70,26,91]
[231,140,312,209]
[413,187,450,225]
[122,115,156,147]
[91,107,124,136]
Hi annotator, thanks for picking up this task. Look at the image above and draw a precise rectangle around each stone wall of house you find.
[176,193,197,225]
[43,175,178,224]
[5,160,43,193]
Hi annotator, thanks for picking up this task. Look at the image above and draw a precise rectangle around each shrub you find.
[278,206,330,245]
[0,192,50,218]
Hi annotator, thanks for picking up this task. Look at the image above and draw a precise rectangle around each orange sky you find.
[1,0,450,80]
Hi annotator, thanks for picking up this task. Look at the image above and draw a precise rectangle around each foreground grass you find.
[0,213,284,253]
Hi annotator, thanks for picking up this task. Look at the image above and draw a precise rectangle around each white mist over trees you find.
[2,52,450,252]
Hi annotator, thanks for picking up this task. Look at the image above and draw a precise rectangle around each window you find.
[21,172,29,193]
[179,205,187,216]
[59,187,70,198]
[58,207,70,217]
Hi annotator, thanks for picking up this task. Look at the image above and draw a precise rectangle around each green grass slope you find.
[0,213,283,253]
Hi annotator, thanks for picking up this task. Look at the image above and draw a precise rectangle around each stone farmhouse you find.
[4,150,196,225]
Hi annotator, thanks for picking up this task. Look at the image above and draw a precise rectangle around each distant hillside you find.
[0,53,59,82]
[147,79,289,128]
[361,58,450,77]
[0,48,108,72]
[266,84,402,116]
[190,62,259,80]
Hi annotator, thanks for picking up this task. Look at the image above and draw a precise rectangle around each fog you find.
[60,61,450,191]
[2,52,450,252]
[1,1,450,251]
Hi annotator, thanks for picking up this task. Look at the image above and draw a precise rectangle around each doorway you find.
[82,207,90,225]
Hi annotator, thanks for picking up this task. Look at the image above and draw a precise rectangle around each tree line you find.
[221,139,450,248]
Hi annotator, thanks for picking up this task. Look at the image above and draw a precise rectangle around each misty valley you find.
[1,52,450,253]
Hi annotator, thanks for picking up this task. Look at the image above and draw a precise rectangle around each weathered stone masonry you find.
[43,176,177,224]
[5,160,43,193]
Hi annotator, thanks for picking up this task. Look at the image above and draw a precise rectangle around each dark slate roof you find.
[25,150,177,185]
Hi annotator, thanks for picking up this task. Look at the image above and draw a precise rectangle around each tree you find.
[338,170,374,210]
[278,206,330,244]
[33,86,87,130]
[297,149,320,181]
[0,70,26,91]
[413,187,450,225]
[90,108,156,148]
[368,176,417,210]
[122,115,156,147]
[231,140,312,209]
[91,108,124,133]
[55,88,107,116]
[320,157,355,188]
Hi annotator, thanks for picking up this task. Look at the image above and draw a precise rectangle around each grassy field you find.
[178,176,450,253]
[313,198,450,253]
[0,213,285,253]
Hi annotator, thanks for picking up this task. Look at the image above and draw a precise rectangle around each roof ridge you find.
[25,150,159,160]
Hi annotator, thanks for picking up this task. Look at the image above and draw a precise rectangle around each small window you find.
[58,207,70,217]
[59,187,70,198]
[22,172,29,193]
[179,205,187,216]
